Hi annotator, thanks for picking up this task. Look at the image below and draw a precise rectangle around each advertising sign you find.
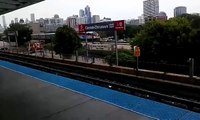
[79,20,125,32]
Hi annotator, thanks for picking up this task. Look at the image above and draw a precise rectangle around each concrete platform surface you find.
[0,67,151,120]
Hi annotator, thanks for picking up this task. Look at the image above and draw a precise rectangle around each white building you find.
[143,0,159,18]
[174,6,187,17]
[30,13,35,23]
[92,15,100,23]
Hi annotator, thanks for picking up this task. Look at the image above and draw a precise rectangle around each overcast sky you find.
[0,0,200,25]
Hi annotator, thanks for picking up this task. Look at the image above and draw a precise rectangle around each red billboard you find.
[78,24,86,32]
[114,20,125,31]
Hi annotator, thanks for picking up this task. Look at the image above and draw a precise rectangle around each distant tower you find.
[85,5,92,24]
[2,15,7,29]
[174,6,187,17]
[30,13,35,22]
[79,9,85,17]
[15,18,19,23]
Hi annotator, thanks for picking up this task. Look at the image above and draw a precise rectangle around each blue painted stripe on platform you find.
[0,60,200,120]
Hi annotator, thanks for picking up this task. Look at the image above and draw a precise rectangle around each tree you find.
[4,23,32,46]
[130,18,193,64]
[54,25,82,56]
[125,25,142,39]
[105,50,134,67]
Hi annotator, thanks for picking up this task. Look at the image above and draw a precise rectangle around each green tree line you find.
[130,14,200,65]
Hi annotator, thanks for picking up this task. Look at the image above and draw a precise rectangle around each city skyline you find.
[0,0,199,25]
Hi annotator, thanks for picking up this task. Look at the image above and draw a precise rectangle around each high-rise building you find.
[143,0,159,18]
[92,15,100,23]
[85,5,92,24]
[79,9,85,17]
[30,13,35,23]
[15,18,19,23]
[2,15,7,29]
[174,6,187,17]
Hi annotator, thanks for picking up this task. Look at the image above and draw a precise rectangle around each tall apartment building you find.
[143,0,159,19]
[174,6,187,17]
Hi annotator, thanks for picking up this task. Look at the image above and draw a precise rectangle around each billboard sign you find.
[79,20,125,32]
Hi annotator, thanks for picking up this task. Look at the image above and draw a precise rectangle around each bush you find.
[105,51,135,67]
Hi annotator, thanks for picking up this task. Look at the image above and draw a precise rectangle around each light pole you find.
[115,30,118,66]
[15,31,19,53]
[85,31,88,62]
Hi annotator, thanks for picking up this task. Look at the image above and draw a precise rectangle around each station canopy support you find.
[0,0,44,15]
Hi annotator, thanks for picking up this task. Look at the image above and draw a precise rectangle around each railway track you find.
[0,51,200,113]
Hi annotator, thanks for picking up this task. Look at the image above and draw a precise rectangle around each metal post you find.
[8,36,11,52]
[2,37,5,52]
[189,58,194,78]
[15,32,19,54]
[75,50,78,62]
[85,31,88,62]
[50,38,54,59]
[115,30,118,66]
[28,41,30,55]
[136,57,139,71]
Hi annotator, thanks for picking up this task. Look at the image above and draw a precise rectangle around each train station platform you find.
[0,60,200,120]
